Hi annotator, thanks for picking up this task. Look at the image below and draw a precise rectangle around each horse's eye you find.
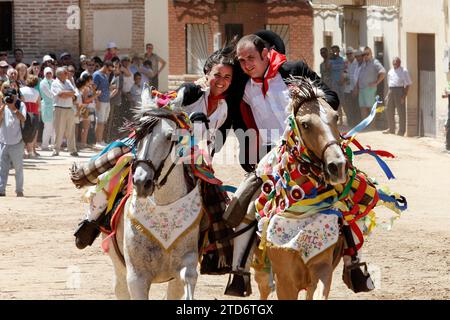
[301,122,309,130]
[166,131,174,141]
[334,114,339,122]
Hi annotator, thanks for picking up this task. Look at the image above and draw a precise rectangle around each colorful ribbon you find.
[344,96,382,139]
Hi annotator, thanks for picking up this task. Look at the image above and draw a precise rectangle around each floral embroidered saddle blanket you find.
[126,183,203,251]
[264,210,341,263]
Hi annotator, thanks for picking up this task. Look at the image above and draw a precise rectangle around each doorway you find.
[0,2,13,51]
[418,34,436,137]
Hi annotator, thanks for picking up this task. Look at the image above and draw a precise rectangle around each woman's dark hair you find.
[92,56,103,67]
[75,77,87,89]
[203,42,236,75]
[80,73,92,83]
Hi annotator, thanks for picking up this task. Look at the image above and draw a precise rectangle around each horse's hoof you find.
[224,272,252,297]
[74,220,101,250]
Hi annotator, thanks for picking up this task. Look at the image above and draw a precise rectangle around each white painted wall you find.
[313,5,342,72]
[93,9,132,51]
[313,5,399,89]
[145,0,169,91]
[366,6,399,67]
[401,0,448,138]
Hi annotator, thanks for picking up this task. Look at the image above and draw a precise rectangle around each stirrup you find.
[224,270,252,297]
[74,219,101,250]
[342,261,375,293]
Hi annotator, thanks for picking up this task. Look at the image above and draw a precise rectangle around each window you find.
[225,24,243,44]
[265,24,289,58]
[186,24,209,75]
[0,2,13,51]
[323,32,333,50]
[374,37,384,65]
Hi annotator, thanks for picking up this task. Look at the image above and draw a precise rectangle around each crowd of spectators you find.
[0,42,166,196]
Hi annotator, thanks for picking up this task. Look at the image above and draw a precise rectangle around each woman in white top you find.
[179,47,235,157]
[20,75,41,158]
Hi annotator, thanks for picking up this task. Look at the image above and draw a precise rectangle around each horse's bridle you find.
[132,112,210,190]
[294,98,342,169]
[132,117,178,190]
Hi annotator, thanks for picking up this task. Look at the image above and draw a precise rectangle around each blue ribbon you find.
[377,189,408,211]
[219,185,238,193]
[353,150,396,180]
[91,137,136,161]
[319,208,343,217]
[344,96,382,138]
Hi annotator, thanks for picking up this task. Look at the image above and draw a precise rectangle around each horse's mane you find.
[286,76,326,115]
[123,108,185,142]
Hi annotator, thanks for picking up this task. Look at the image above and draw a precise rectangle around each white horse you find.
[103,89,204,300]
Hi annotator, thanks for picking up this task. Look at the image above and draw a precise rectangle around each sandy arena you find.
[0,131,449,300]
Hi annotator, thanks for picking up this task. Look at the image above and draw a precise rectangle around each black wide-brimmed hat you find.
[254,29,286,54]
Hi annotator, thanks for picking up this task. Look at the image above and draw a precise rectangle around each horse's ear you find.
[171,86,185,111]
[141,83,157,110]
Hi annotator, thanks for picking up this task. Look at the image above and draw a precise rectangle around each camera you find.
[3,88,17,104]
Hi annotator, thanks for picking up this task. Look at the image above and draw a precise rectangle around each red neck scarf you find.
[207,93,225,115]
[251,49,287,97]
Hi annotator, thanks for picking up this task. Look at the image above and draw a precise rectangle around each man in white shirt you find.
[384,57,412,136]
[51,67,78,157]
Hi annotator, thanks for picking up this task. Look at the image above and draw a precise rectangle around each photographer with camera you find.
[0,88,27,197]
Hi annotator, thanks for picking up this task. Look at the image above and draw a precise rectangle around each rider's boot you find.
[74,189,108,249]
[224,219,256,297]
[342,253,375,293]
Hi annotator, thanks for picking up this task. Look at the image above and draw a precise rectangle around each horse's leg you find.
[111,256,129,299]
[179,251,198,300]
[308,265,333,300]
[105,236,130,299]
[124,218,152,300]
[305,281,318,300]
[254,269,271,300]
[166,279,184,300]
[273,272,299,300]
[126,268,151,300]
[107,216,130,300]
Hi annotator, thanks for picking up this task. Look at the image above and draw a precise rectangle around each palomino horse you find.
[252,77,349,300]
[103,88,205,300]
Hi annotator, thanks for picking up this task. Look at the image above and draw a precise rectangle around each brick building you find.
[1,0,314,90]
[167,0,314,88]
[79,0,145,58]
[0,0,145,64]
[0,0,80,62]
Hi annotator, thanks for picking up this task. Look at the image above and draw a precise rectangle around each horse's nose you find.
[133,166,154,197]
[326,159,347,184]
[327,162,339,177]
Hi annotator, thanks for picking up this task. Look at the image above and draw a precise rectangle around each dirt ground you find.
[1,131,449,300]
